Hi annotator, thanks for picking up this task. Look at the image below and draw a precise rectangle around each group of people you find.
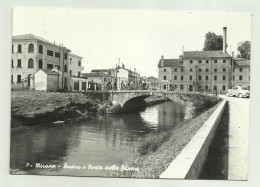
[105,80,150,91]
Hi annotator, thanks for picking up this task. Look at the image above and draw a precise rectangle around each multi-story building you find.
[232,58,250,89]
[158,27,250,93]
[69,53,83,78]
[11,34,83,91]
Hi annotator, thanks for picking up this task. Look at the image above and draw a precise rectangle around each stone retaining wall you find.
[160,99,227,179]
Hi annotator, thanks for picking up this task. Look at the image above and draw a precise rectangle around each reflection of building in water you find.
[140,106,159,127]
[157,101,184,128]
[10,123,81,170]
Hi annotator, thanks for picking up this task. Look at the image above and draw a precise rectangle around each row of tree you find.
[203,32,250,60]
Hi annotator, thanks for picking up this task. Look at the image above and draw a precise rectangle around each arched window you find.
[39,45,43,54]
[28,44,34,53]
[64,52,67,60]
[28,58,34,68]
[38,59,43,69]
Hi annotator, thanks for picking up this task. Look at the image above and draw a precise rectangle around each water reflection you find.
[10,100,184,176]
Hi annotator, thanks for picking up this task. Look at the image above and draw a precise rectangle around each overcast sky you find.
[13,8,251,77]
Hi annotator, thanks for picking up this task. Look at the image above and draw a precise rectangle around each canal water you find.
[10,100,184,177]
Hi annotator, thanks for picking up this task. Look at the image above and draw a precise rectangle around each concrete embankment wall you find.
[160,99,227,179]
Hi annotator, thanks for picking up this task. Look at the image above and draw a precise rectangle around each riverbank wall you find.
[11,91,166,127]
[160,100,227,179]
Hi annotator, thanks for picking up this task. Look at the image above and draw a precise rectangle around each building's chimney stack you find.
[122,63,125,68]
[161,55,164,66]
[223,27,227,53]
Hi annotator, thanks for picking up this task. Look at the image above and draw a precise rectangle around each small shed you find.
[34,69,62,91]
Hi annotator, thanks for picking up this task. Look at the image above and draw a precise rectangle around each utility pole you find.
[61,44,65,91]
[57,43,61,91]
[232,51,234,88]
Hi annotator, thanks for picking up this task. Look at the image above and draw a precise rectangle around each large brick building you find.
[158,27,250,92]
[11,34,83,91]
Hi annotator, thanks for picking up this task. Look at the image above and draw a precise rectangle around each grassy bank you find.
[107,95,221,178]
[11,91,109,127]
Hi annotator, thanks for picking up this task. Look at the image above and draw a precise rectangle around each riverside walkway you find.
[220,95,249,180]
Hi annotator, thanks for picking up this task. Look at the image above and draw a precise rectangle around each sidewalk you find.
[220,95,249,180]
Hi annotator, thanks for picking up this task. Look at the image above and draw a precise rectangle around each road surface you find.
[220,95,249,180]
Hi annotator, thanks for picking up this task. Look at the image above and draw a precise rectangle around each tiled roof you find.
[82,72,109,78]
[40,69,61,76]
[12,34,71,52]
[12,34,51,44]
[183,50,231,59]
[233,58,250,66]
[158,59,183,68]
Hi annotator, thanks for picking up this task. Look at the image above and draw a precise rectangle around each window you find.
[205,85,209,90]
[17,75,21,83]
[55,52,60,58]
[181,76,183,80]
[104,78,107,82]
[199,60,202,63]
[64,52,68,60]
[28,44,34,53]
[214,85,217,90]
[180,85,184,90]
[18,45,22,53]
[198,76,202,80]
[174,76,177,80]
[239,76,243,80]
[47,50,53,56]
[181,68,184,72]
[47,64,53,70]
[206,68,209,72]
[239,68,243,72]
[12,45,14,53]
[28,58,34,68]
[38,59,43,69]
[214,76,217,80]
[223,76,226,80]
[214,60,217,63]
[11,75,13,83]
[190,76,192,80]
[174,68,177,72]
[55,65,60,70]
[39,45,43,54]
[78,60,81,66]
[223,85,226,90]
[190,60,193,64]
[12,60,13,68]
[74,82,79,90]
[70,70,72,75]
[163,76,166,80]
[78,72,81,77]
[223,68,226,72]
[164,69,166,72]
[82,82,87,90]
[199,68,202,72]
[64,65,67,72]
[214,68,217,72]
[163,85,167,89]
[223,60,226,63]
[206,60,209,63]
[17,59,22,67]
[190,68,193,72]
[206,76,209,80]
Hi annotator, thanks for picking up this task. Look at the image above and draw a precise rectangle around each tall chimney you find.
[223,27,227,53]
[161,55,164,66]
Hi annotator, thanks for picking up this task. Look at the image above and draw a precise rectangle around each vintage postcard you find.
[10,7,250,180]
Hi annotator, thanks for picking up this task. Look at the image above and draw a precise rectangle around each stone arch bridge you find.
[108,90,199,119]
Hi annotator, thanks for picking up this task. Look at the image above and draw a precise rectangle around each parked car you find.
[226,86,250,98]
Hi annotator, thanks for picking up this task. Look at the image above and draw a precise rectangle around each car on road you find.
[226,86,250,98]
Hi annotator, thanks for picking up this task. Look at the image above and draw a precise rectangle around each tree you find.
[203,32,223,51]
[236,41,250,60]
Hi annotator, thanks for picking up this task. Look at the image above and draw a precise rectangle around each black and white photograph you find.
[8,7,251,182]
